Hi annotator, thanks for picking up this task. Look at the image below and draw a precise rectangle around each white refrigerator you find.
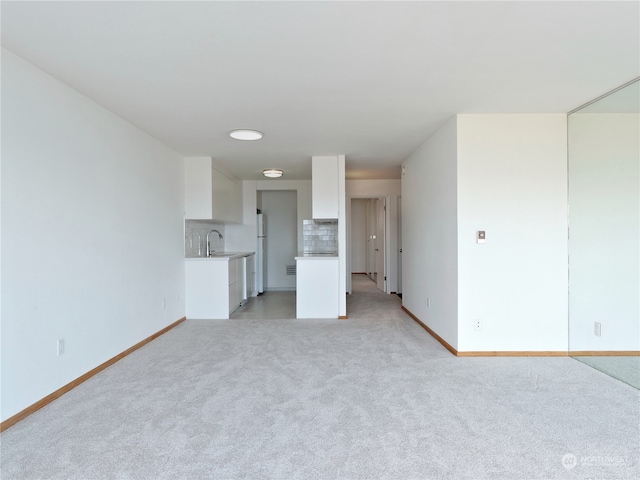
[256,213,265,293]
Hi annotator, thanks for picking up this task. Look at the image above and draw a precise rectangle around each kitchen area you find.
[184,155,346,320]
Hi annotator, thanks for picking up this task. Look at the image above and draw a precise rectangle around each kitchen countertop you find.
[185,252,255,261]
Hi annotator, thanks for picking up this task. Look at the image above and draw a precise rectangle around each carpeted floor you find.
[1,275,639,479]
[572,355,640,390]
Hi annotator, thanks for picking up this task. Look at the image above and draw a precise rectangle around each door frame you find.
[346,195,399,295]
[375,197,386,292]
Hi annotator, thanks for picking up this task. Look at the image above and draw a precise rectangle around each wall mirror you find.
[568,78,640,388]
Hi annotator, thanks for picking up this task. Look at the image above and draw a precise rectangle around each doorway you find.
[351,197,386,293]
[259,190,297,292]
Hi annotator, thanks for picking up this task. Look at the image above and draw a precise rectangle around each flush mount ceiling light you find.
[229,129,263,140]
[262,168,283,178]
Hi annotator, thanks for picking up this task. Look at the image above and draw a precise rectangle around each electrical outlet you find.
[57,339,65,356]
[474,319,482,331]
[594,322,602,337]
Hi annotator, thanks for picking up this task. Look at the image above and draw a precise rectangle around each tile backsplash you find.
[302,220,338,254]
[185,220,225,257]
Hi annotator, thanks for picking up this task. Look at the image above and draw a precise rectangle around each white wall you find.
[261,191,298,290]
[224,180,259,295]
[401,117,459,349]
[346,179,401,197]
[350,199,367,272]
[456,115,568,352]
[256,179,312,253]
[224,181,258,253]
[184,220,225,258]
[568,113,640,351]
[386,195,400,293]
[402,114,568,353]
[227,180,312,253]
[1,49,185,422]
[225,180,311,295]
[337,155,347,317]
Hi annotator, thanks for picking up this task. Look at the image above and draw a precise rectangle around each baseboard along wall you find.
[571,351,640,356]
[401,306,569,357]
[0,317,186,432]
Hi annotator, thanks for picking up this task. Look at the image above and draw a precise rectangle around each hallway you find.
[346,273,402,319]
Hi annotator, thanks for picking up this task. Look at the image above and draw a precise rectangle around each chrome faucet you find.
[206,229,223,257]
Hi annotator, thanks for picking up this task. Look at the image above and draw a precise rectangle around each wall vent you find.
[286,265,296,276]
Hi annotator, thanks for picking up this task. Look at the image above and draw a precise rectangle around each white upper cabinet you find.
[312,155,340,219]
[211,168,242,223]
[185,157,242,223]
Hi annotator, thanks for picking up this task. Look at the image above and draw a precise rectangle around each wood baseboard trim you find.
[339,315,348,320]
[456,351,568,357]
[571,351,640,356]
[401,306,458,356]
[401,307,570,357]
[0,317,186,433]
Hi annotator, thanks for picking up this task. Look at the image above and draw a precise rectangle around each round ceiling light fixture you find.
[229,129,263,140]
[262,168,283,178]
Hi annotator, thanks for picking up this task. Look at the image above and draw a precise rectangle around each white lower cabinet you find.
[228,258,244,313]
[185,254,252,319]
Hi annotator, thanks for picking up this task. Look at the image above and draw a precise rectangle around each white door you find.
[366,199,377,281]
[376,197,386,292]
[397,197,402,295]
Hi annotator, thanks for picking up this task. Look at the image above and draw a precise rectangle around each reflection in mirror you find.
[568,78,640,388]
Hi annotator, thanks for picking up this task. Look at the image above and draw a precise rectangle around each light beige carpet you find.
[2,275,639,479]
[573,355,640,390]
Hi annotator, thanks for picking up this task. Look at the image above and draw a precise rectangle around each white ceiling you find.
[2,1,639,180]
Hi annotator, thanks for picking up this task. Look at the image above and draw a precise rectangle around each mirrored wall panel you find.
[568,79,640,388]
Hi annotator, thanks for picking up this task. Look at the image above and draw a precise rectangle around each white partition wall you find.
[456,115,568,352]
[401,117,459,350]
[401,114,569,353]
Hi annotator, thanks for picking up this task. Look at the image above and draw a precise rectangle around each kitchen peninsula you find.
[295,253,339,318]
